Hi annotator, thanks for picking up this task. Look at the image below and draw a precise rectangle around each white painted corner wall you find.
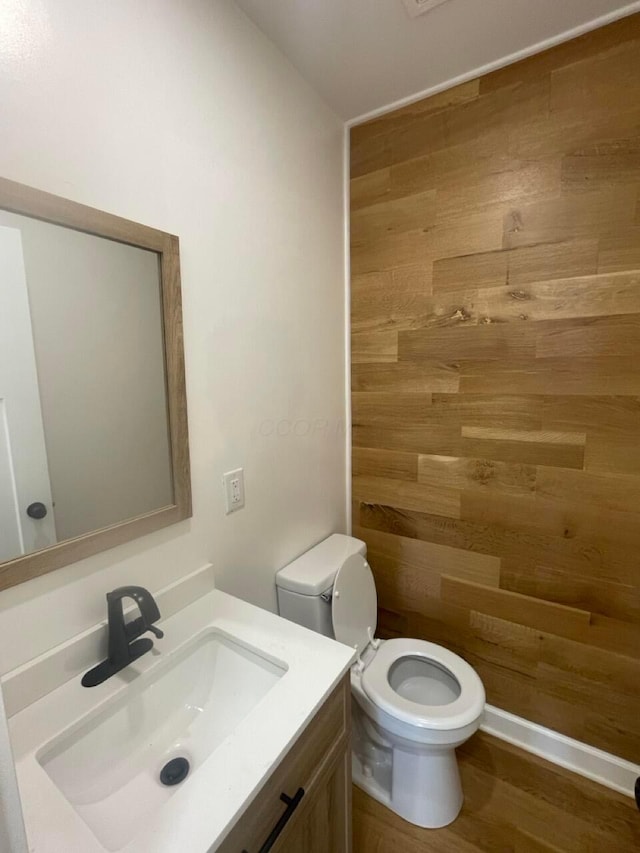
[0,0,346,674]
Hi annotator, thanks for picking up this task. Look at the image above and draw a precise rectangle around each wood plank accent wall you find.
[349,14,640,764]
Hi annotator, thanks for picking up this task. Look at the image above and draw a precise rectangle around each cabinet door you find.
[272,745,351,853]
[216,678,351,853]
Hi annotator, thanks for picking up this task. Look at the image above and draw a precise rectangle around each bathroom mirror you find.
[0,177,191,590]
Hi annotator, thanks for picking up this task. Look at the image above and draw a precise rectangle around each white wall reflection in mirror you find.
[0,212,173,564]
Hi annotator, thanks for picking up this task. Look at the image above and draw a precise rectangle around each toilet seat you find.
[330,554,484,732]
[360,638,485,731]
[331,554,378,658]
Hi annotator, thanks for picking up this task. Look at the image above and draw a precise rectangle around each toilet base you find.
[351,696,465,828]
[393,742,463,827]
[352,744,463,828]
[352,751,392,808]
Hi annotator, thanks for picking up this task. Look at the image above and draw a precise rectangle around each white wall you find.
[0,0,346,675]
[235,0,640,120]
[238,0,640,124]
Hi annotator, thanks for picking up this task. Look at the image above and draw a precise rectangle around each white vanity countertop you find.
[8,589,355,853]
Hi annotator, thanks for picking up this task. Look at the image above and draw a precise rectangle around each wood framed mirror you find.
[0,177,191,591]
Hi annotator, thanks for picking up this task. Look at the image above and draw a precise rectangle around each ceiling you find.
[234,0,640,121]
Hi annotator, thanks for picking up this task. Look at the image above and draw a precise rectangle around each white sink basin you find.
[36,630,286,851]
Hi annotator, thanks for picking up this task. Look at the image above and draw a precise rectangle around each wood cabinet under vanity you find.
[217,676,351,853]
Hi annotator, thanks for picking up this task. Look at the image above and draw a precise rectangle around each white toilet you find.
[276,533,485,828]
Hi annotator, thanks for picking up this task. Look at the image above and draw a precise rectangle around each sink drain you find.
[160,757,190,786]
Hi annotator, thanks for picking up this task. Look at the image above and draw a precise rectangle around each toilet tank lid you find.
[276,534,367,596]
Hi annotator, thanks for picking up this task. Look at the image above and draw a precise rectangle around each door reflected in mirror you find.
[0,210,174,565]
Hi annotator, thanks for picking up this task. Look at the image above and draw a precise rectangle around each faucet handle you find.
[124,616,164,643]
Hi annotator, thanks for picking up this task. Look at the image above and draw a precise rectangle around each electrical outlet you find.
[223,468,245,514]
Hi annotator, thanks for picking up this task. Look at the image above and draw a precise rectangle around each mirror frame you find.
[0,177,191,590]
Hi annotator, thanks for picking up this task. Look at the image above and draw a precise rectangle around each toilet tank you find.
[276,534,367,638]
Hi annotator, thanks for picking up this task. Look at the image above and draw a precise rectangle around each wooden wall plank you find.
[500,564,640,623]
[353,475,460,518]
[441,576,591,638]
[432,239,599,294]
[435,157,561,221]
[353,424,463,457]
[561,138,640,191]
[542,394,640,433]
[459,433,585,469]
[460,427,585,446]
[350,189,437,243]
[391,131,504,199]
[352,362,459,393]
[418,454,537,498]
[503,187,638,249]
[351,290,430,334]
[398,323,536,362]
[350,167,391,212]
[352,392,433,426]
[431,393,543,430]
[536,465,640,515]
[549,40,640,115]
[350,131,391,180]
[433,247,508,292]
[369,551,441,606]
[352,447,418,481]
[598,226,640,272]
[507,105,640,161]
[459,356,640,396]
[352,80,481,145]
[350,14,640,763]
[535,315,640,359]
[351,331,398,363]
[476,272,640,325]
[359,501,640,586]
[355,525,501,588]
[584,432,640,476]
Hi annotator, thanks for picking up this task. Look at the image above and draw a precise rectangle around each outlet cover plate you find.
[223,468,245,514]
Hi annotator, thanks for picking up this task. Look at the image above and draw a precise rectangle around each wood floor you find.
[352,733,640,852]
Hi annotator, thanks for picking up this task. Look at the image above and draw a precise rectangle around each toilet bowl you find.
[276,534,485,828]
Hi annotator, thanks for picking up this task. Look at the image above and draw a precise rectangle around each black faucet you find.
[81,586,164,687]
